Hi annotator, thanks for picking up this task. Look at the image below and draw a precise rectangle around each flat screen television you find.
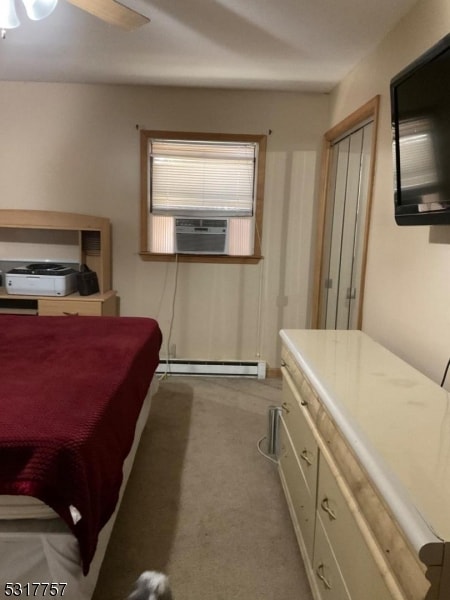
[391,34,450,225]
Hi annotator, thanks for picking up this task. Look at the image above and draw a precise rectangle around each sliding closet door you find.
[320,121,373,329]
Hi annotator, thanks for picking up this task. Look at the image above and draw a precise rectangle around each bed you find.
[0,314,162,599]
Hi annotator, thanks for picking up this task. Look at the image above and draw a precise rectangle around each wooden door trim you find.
[311,96,380,329]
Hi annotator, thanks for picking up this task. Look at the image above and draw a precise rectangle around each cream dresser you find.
[279,329,450,600]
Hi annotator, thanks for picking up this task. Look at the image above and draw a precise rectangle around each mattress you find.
[0,495,57,520]
[0,375,159,600]
[0,314,162,576]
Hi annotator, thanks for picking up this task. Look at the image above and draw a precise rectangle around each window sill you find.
[139,252,263,264]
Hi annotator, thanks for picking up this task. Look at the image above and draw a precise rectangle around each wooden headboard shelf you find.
[0,210,117,317]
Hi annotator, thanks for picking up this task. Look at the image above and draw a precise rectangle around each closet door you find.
[321,121,373,330]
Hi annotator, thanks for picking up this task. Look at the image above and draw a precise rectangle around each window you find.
[140,130,266,263]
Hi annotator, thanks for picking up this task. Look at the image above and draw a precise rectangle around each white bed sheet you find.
[0,377,158,600]
[0,497,58,520]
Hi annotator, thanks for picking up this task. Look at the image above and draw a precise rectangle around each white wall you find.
[330,0,450,386]
[0,83,329,368]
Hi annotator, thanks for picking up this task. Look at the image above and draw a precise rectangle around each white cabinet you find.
[279,417,316,560]
[316,450,395,600]
[313,513,350,600]
[281,369,318,496]
[279,330,446,600]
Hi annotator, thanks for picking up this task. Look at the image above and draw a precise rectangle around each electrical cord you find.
[257,435,278,464]
[441,357,450,388]
[159,253,179,381]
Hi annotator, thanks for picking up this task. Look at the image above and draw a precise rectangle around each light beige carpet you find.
[93,376,313,600]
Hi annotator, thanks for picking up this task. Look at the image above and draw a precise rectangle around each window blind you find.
[150,139,257,216]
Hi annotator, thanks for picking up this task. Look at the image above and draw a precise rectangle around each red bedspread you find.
[0,315,162,574]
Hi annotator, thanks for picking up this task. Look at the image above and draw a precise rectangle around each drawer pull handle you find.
[281,402,290,414]
[320,497,337,520]
[281,360,293,376]
[63,311,79,316]
[300,449,313,466]
[316,564,332,590]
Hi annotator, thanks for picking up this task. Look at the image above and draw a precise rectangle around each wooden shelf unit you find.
[0,210,117,316]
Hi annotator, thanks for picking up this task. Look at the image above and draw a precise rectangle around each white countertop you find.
[280,329,450,560]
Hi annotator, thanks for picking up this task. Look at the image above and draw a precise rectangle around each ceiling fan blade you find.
[66,0,150,31]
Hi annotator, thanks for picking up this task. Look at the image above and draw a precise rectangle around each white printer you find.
[5,263,78,297]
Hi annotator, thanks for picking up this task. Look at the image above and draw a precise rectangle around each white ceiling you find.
[0,0,418,92]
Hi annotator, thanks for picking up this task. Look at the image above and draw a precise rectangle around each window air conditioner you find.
[174,218,228,254]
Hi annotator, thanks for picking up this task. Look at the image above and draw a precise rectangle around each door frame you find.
[311,95,380,329]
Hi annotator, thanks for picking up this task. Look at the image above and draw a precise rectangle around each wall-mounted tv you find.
[391,34,450,225]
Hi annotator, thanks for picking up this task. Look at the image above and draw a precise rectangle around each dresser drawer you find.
[39,298,103,316]
[278,417,316,559]
[282,368,318,496]
[38,292,117,317]
[313,513,351,600]
[317,453,397,600]
[281,348,322,420]
[281,347,309,397]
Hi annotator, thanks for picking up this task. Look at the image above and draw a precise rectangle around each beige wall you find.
[330,0,450,385]
[0,83,329,368]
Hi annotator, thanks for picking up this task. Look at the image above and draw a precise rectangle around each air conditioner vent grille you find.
[175,217,228,254]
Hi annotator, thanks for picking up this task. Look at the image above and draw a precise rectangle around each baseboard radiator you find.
[156,359,266,379]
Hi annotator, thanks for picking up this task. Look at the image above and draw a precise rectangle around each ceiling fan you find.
[0,0,149,38]
[67,0,150,31]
